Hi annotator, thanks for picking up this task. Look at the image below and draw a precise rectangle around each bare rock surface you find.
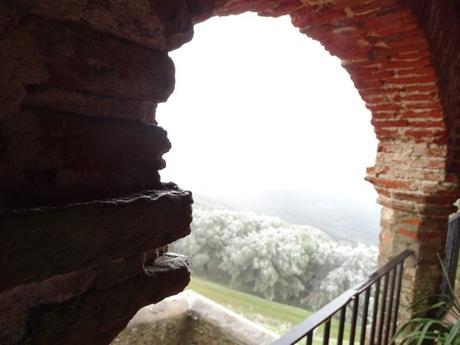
[0,107,171,208]
[0,2,199,345]
[10,0,205,51]
[25,16,175,102]
[112,290,278,345]
[24,87,158,124]
[0,254,190,345]
[0,187,193,292]
[0,7,176,122]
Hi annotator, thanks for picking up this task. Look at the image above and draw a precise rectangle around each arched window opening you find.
[156,13,379,337]
[92,0,460,343]
[161,13,379,243]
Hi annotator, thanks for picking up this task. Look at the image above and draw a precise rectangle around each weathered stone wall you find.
[181,314,245,345]
[112,315,189,345]
[112,313,243,345]
[111,291,277,345]
[0,1,210,344]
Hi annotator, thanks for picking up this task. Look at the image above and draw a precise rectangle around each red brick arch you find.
[183,0,460,316]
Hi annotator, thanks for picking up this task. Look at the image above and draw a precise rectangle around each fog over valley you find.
[158,13,381,246]
[195,190,380,245]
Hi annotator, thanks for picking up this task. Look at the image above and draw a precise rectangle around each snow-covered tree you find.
[171,200,378,309]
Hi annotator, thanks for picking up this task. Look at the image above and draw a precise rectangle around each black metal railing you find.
[272,249,414,345]
[441,214,460,296]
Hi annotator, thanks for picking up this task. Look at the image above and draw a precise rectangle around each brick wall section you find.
[410,1,460,176]
[214,0,460,319]
[213,3,453,139]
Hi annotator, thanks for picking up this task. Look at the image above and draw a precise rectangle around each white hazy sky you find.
[158,13,378,204]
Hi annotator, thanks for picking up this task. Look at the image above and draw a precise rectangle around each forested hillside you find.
[197,190,380,245]
[172,200,378,310]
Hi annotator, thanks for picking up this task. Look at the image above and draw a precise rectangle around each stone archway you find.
[1,1,459,344]
[207,0,460,319]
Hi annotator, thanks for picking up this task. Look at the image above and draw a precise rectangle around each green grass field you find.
[188,277,311,334]
[188,277,357,344]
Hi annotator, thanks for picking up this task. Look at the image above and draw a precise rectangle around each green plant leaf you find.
[393,253,460,345]
[438,253,460,310]
[445,319,460,344]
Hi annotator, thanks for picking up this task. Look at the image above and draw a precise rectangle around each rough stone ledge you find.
[26,15,176,102]
[0,253,190,345]
[145,252,190,275]
[0,185,193,293]
[24,86,158,124]
[0,107,172,208]
[113,289,278,345]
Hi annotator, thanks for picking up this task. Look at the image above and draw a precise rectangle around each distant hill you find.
[193,190,380,245]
